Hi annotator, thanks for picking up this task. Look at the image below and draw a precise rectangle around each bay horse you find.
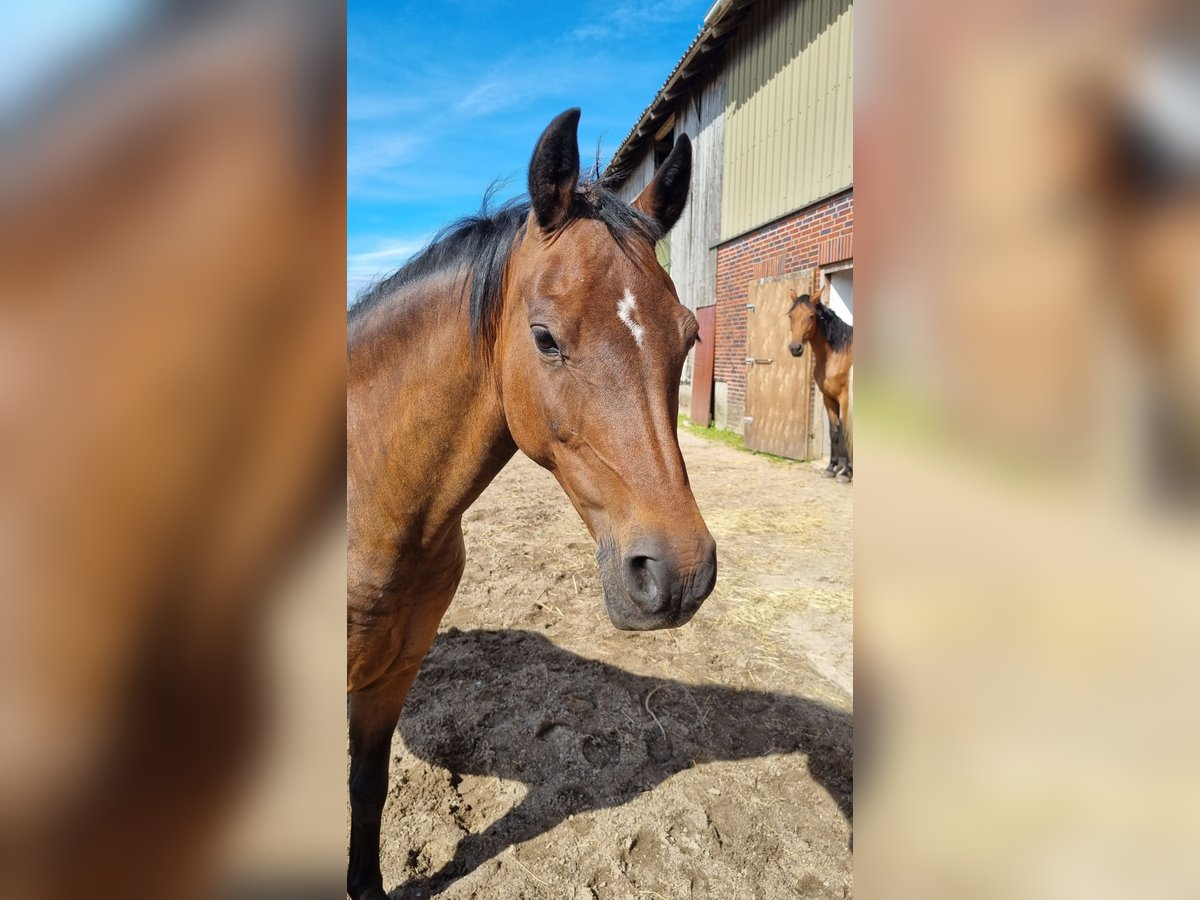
[788,286,854,482]
[346,108,717,900]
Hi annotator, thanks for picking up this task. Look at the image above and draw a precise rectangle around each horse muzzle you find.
[789,342,804,357]
[597,533,717,630]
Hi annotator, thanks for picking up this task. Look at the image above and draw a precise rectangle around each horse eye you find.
[531,325,560,356]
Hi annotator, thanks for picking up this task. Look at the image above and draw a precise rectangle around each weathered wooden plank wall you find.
[672,72,725,318]
[611,72,726,386]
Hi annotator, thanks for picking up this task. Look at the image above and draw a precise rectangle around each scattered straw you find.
[677,683,706,724]
[508,846,553,888]
[644,685,668,744]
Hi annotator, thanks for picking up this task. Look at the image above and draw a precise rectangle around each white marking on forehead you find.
[616,288,644,348]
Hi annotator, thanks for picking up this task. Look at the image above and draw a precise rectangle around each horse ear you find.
[528,108,581,231]
[634,134,692,234]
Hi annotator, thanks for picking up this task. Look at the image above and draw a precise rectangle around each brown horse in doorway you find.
[788,286,854,482]
[346,109,717,900]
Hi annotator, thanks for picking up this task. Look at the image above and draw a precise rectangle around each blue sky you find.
[347,0,713,303]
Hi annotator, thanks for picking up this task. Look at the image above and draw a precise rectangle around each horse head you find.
[495,109,716,631]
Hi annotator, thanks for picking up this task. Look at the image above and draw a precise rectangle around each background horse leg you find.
[836,388,853,483]
[823,395,842,477]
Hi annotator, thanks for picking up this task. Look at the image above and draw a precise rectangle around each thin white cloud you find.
[347,236,431,306]
[572,0,700,42]
[348,131,422,179]
[572,23,611,41]
[455,75,526,117]
[347,94,425,122]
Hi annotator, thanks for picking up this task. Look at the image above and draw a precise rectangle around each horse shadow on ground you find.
[389,627,852,898]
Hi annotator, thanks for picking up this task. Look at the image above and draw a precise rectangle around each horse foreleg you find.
[347,535,465,899]
[347,688,403,900]
[347,599,458,899]
[822,394,841,477]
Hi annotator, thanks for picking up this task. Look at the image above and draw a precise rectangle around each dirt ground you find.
[379,430,853,899]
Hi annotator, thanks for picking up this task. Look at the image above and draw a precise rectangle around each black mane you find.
[815,302,853,351]
[349,180,662,350]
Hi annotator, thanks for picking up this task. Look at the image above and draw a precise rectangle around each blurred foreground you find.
[4,0,1200,897]
[857,0,1200,897]
[0,3,345,898]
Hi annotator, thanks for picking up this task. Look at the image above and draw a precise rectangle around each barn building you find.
[606,0,853,462]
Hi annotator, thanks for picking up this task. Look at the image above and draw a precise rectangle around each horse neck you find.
[807,327,833,366]
[348,276,515,550]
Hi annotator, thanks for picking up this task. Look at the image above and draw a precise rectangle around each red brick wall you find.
[712,189,853,430]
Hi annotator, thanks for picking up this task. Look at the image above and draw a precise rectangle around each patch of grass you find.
[678,416,805,466]
[679,417,746,450]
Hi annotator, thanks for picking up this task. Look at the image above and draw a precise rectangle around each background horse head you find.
[786,285,827,357]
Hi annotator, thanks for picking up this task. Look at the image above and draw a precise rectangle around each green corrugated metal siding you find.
[721,0,853,241]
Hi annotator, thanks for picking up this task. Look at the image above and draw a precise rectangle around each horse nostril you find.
[623,553,670,612]
[627,555,653,594]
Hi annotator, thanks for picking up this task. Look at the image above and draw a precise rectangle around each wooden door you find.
[744,274,814,459]
[689,305,716,427]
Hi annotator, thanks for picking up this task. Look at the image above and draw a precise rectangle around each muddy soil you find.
[378,430,853,899]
